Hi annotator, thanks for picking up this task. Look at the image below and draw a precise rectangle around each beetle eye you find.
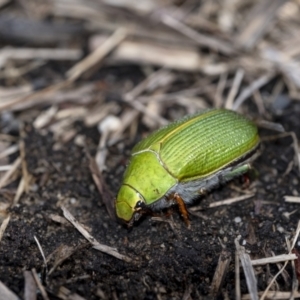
[135,201,144,209]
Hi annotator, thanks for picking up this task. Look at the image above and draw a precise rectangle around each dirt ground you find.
[1,91,300,299]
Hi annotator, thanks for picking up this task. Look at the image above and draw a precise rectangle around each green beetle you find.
[115,108,260,225]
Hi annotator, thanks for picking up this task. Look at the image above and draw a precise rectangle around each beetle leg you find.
[173,193,190,228]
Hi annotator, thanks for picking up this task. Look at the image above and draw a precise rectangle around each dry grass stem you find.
[0,81,70,112]
[13,176,26,206]
[0,156,21,189]
[260,220,300,300]
[251,254,297,266]
[191,194,255,211]
[233,73,276,111]
[31,268,49,300]
[235,0,288,50]
[0,281,19,300]
[242,291,300,300]
[0,48,82,68]
[0,144,19,160]
[261,132,300,173]
[24,270,37,300]
[225,68,244,109]
[33,236,48,273]
[66,28,127,81]
[57,286,87,300]
[0,215,10,243]
[235,237,258,300]
[19,138,31,193]
[62,206,131,262]
[161,14,235,55]
[113,40,202,71]
[210,250,232,297]
[284,196,300,203]
[235,249,241,300]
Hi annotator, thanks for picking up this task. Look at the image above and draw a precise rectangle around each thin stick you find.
[0,156,21,189]
[13,176,26,206]
[210,250,231,297]
[31,268,49,300]
[190,194,255,211]
[215,72,228,108]
[242,291,300,299]
[24,270,37,300]
[0,281,18,300]
[66,28,127,81]
[251,254,296,266]
[260,220,300,300]
[284,196,300,203]
[0,144,19,160]
[33,236,48,274]
[232,72,275,110]
[161,14,235,55]
[19,136,30,193]
[225,68,244,109]
[261,131,300,173]
[62,206,132,262]
[0,48,82,69]
[0,215,10,243]
[235,237,258,300]
[235,246,241,300]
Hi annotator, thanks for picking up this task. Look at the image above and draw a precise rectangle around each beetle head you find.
[115,184,145,224]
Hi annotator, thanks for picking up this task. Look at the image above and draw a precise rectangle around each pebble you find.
[234,216,242,223]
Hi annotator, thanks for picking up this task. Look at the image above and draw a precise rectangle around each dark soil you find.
[1,96,300,299]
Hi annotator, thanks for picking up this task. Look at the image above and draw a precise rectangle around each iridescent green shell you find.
[132,109,259,181]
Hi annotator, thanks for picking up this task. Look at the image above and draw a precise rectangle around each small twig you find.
[161,14,236,55]
[0,48,82,68]
[251,254,297,266]
[235,237,258,300]
[0,156,21,189]
[210,250,232,297]
[34,236,48,274]
[260,220,300,300]
[0,215,10,243]
[284,196,300,203]
[31,268,49,300]
[0,81,70,113]
[0,144,19,160]
[13,176,26,206]
[127,99,168,126]
[24,270,37,300]
[215,72,228,108]
[235,247,241,300]
[190,194,255,211]
[232,72,276,110]
[62,206,132,262]
[261,131,300,173]
[66,28,127,81]
[225,68,244,109]
[0,281,18,300]
[242,291,300,299]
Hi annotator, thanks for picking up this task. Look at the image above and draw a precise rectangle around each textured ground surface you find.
[1,98,299,299]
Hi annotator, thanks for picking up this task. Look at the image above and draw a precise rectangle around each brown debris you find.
[210,250,232,298]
